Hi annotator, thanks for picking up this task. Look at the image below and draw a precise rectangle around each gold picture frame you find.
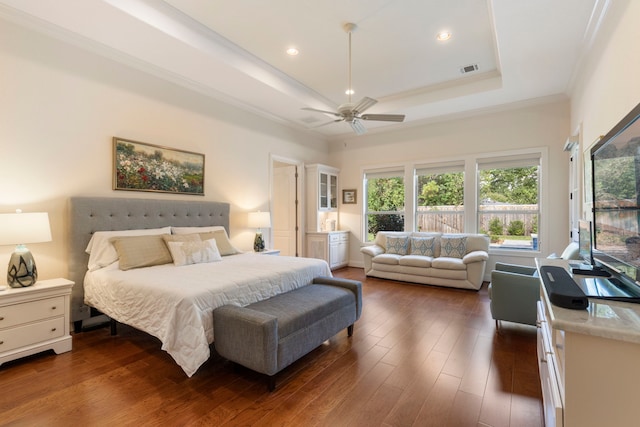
[342,189,357,204]
[113,137,205,195]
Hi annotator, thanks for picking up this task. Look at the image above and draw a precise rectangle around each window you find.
[415,163,464,233]
[364,169,405,241]
[477,154,540,250]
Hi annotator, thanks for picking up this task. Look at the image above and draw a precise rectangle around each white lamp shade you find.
[248,211,271,229]
[0,212,52,246]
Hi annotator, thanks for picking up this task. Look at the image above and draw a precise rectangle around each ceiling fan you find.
[302,23,405,135]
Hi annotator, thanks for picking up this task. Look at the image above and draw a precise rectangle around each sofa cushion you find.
[386,236,410,255]
[441,235,467,258]
[399,255,433,268]
[410,236,437,257]
[431,257,466,270]
[372,254,402,265]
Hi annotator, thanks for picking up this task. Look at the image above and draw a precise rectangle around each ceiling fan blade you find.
[361,113,405,122]
[353,97,377,113]
[350,119,367,135]
[312,119,343,129]
[301,107,341,117]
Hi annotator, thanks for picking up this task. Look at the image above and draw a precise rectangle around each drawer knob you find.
[51,328,57,332]
[0,341,3,345]
[0,316,4,321]
[51,306,57,310]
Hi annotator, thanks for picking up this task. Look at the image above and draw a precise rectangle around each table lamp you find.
[0,211,52,287]
[248,211,271,252]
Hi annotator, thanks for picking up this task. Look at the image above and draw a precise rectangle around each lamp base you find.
[7,247,37,288]
[253,232,265,252]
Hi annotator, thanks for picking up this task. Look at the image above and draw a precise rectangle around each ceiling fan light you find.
[436,31,451,41]
[345,89,355,95]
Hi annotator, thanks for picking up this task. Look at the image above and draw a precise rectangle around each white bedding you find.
[84,253,331,377]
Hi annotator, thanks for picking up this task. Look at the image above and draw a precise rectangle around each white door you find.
[273,165,298,256]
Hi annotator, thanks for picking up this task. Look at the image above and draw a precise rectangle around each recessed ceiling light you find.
[286,47,299,56]
[436,31,451,41]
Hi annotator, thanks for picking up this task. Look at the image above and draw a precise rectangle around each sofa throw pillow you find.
[167,238,222,266]
[410,236,436,257]
[386,236,410,255]
[441,235,467,258]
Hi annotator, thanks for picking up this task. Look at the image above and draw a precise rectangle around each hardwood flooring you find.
[0,268,542,426]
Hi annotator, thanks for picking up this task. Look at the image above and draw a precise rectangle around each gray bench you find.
[213,276,362,391]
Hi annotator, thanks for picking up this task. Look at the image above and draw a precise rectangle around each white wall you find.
[330,99,572,270]
[0,19,329,281]
[570,0,640,201]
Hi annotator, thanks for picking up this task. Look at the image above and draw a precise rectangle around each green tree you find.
[479,167,538,204]
[417,172,464,206]
[367,177,405,235]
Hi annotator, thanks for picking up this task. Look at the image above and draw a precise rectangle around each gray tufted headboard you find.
[68,197,230,324]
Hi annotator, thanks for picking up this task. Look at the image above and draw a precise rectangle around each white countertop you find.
[536,258,640,344]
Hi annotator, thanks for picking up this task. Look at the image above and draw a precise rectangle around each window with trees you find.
[477,154,540,249]
[364,169,405,241]
[415,163,464,233]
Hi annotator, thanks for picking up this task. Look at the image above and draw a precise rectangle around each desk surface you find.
[536,257,640,344]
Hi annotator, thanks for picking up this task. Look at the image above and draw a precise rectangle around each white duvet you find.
[84,254,331,377]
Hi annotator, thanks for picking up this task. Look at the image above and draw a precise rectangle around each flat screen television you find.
[591,101,640,283]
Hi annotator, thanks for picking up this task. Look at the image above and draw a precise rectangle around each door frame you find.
[270,154,305,256]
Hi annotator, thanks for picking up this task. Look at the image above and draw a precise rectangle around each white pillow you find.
[171,226,226,235]
[166,238,222,266]
[85,227,171,271]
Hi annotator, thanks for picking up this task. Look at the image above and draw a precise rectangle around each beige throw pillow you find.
[198,229,240,256]
[110,235,173,270]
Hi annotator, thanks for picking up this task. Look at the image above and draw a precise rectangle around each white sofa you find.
[360,232,490,290]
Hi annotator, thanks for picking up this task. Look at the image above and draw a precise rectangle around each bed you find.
[68,197,331,377]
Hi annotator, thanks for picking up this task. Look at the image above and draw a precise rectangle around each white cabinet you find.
[306,231,349,270]
[0,278,73,366]
[536,258,640,427]
[306,164,339,233]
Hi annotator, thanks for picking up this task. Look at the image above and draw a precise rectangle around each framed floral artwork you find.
[113,137,205,195]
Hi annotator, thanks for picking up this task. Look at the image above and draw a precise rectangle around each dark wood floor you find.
[0,268,542,426]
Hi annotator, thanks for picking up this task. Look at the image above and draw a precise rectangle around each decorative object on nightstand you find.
[255,249,280,256]
[0,211,52,288]
[248,211,271,252]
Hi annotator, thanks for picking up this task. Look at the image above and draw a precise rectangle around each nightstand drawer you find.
[0,296,65,329]
[0,316,65,353]
[329,233,340,243]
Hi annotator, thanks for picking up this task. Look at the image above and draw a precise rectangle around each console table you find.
[536,258,640,427]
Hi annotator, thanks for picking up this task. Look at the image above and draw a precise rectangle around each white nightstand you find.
[254,249,280,256]
[0,278,74,366]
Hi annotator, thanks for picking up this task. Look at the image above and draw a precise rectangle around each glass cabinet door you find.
[330,175,337,208]
[320,173,328,209]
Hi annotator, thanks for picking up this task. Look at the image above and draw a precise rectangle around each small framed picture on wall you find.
[342,189,357,204]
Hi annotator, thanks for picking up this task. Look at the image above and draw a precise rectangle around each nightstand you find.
[0,278,74,366]
[255,249,280,256]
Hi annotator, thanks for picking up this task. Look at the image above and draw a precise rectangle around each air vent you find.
[460,64,479,74]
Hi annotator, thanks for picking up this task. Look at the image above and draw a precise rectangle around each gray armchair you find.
[488,262,540,329]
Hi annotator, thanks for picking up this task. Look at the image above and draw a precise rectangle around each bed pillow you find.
[171,226,226,235]
[110,235,173,271]
[198,229,241,256]
[86,227,171,271]
[162,234,201,244]
[410,236,437,257]
[440,235,468,258]
[386,236,410,255]
[166,238,222,266]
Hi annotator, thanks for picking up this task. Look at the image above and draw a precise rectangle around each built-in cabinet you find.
[536,258,640,427]
[305,164,349,269]
[305,163,339,232]
[306,231,349,270]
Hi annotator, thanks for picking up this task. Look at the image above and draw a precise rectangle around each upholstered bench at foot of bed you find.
[213,276,362,391]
